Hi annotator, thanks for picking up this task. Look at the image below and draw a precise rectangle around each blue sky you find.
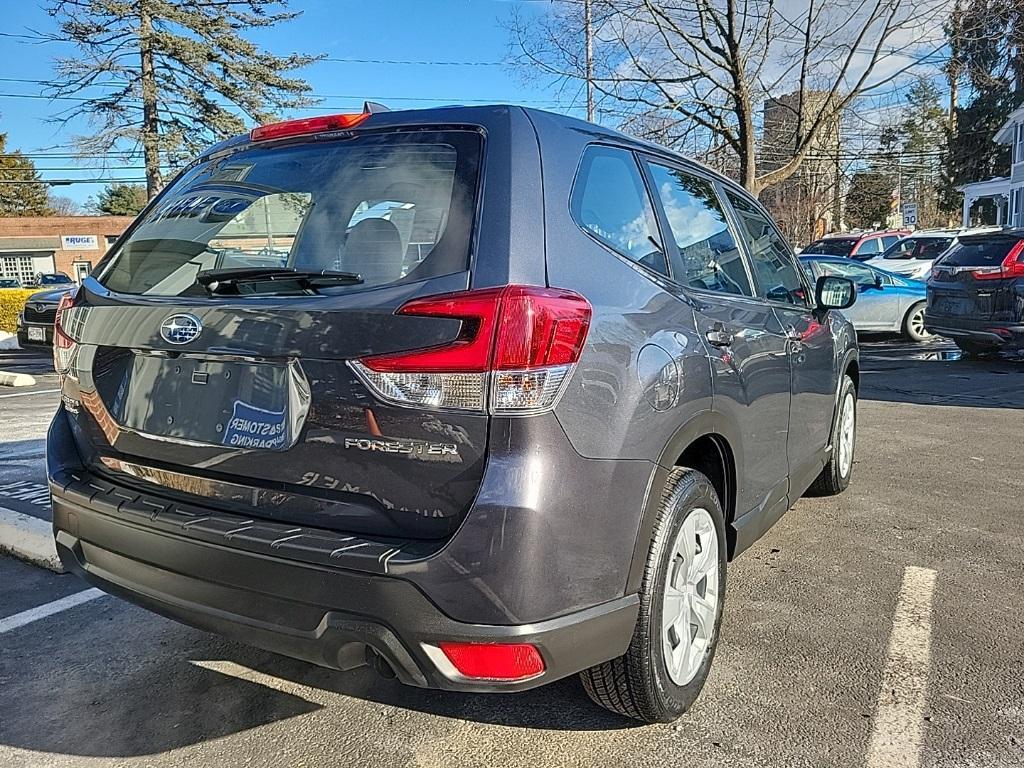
[0,0,574,206]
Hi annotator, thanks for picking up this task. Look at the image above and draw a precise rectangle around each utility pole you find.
[585,0,594,122]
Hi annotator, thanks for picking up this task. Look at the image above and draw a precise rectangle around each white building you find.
[958,105,1024,228]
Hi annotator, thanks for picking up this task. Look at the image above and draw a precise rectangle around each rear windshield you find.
[939,237,1022,267]
[40,274,72,285]
[803,238,857,256]
[97,130,481,296]
[881,236,952,261]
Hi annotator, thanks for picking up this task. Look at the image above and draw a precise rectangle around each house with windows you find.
[958,105,1024,228]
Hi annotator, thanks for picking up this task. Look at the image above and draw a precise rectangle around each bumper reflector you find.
[438,642,545,681]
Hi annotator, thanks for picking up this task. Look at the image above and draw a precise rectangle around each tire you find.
[954,339,998,359]
[808,374,856,496]
[580,468,727,723]
[902,303,931,342]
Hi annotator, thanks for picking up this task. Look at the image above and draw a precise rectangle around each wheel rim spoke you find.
[662,506,720,686]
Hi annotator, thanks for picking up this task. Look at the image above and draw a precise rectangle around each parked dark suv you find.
[925,229,1024,356]
[48,105,859,723]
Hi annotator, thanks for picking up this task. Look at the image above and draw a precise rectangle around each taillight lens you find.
[972,240,1024,280]
[437,642,545,681]
[53,292,78,374]
[349,285,591,415]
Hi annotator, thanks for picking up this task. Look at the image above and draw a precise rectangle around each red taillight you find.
[492,286,592,369]
[53,292,78,374]
[438,642,545,681]
[972,240,1024,280]
[349,285,591,414]
[363,285,592,374]
[250,111,371,142]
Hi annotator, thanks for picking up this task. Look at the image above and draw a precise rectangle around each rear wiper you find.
[197,267,363,294]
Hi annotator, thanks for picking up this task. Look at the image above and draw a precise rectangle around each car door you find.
[642,158,791,519]
[723,190,837,496]
[811,258,893,330]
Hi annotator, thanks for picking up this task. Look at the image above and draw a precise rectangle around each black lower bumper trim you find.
[53,493,639,693]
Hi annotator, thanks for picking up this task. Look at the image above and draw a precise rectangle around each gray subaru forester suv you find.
[48,105,859,723]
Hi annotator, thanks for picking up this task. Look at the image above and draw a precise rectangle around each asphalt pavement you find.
[0,337,1022,768]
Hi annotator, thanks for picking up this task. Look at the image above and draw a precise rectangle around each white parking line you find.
[191,660,322,703]
[0,588,105,634]
[0,388,60,399]
[866,566,937,768]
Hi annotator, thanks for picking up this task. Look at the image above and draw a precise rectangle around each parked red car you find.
[803,230,910,260]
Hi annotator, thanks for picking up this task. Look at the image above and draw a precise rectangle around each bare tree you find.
[510,0,945,197]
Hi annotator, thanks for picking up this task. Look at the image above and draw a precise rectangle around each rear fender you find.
[626,410,744,592]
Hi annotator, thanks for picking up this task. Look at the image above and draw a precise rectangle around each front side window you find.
[571,146,667,276]
[803,238,857,257]
[882,236,953,261]
[646,162,752,296]
[726,192,807,305]
[97,131,480,296]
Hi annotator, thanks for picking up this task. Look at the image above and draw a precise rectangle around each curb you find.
[0,371,36,388]
[0,506,64,573]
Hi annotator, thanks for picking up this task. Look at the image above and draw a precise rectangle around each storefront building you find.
[0,215,136,285]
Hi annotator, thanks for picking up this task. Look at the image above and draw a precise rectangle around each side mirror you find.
[874,275,884,289]
[816,275,856,310]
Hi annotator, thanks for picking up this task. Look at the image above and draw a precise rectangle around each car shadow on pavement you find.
[0,612,633,761]
[858,338,1024,409]
[238,648,637,732]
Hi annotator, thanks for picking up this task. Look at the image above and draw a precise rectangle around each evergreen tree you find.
[896,78,947,228]
[91,183,148,216]
[0,133,51,217]
[846,169,897,229]
[44,0,321,199]
[942,0,1024,214]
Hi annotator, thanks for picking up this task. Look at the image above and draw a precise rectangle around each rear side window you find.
[882,235,901,249]
[98,130,481,296]
[726,192,807,305]
[645,162,752,296]
[571,146,667,276]
[856,237,881,255]
[812,259,877,286]
[940,237,1022,267]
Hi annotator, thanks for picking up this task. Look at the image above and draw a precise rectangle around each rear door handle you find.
[706,328,734,347]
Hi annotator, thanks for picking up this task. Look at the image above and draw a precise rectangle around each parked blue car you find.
[801,256,930,341]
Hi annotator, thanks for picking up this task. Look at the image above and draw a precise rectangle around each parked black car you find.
[16,283,77,347]
[926,229,1024,356]
[48,105,859,723]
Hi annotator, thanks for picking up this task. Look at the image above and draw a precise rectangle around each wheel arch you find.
[626,411,743,593]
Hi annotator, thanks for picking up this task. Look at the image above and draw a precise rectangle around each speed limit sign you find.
[902,202,918,227]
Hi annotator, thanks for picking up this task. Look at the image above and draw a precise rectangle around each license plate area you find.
[119,353,309,451]
[27,326,45,341]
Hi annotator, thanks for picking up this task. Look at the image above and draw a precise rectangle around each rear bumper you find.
[47,407,643,691]
[53,501,637,691]
[924,315,1024,347]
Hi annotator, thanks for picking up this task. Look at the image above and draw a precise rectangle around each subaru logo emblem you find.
[35,303,46,313]
[160,313,203,345]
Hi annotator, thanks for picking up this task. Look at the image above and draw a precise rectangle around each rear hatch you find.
[58,125,489,540]
[928,234,1024,323]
